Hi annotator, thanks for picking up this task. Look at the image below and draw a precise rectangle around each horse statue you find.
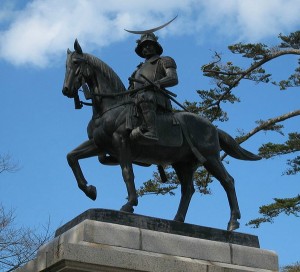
[62,39,261,231]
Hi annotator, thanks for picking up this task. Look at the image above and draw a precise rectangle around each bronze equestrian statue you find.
[62,31,260,231]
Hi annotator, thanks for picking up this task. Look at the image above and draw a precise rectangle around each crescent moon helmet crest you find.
[124,16,177,58]
[124,15,177,35]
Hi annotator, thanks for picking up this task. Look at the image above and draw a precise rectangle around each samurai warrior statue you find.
[127,18,178,143]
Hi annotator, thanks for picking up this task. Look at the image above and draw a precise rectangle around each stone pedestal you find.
[15,209,278,272]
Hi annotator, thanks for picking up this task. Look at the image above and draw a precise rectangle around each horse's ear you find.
[67,48,71,54]
[74,39,83,54]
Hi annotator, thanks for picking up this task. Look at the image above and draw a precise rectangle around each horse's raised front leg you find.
[67,139,99,200]
[112,132,138,213]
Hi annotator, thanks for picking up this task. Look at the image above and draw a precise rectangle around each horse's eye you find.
[73,57,82,64]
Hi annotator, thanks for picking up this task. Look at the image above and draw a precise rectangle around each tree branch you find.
[220,109,300,162]
[0,154,19,174]
[239,109,300,143]
[202,48,300,112]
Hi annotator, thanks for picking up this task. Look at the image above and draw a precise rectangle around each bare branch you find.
[0,204,52,271]
[0,154,20,174]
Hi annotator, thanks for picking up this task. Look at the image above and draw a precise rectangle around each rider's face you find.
[142,42,157,59]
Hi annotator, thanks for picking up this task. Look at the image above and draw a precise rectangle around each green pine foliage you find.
[247,195,300,228]
[259,133,300,159]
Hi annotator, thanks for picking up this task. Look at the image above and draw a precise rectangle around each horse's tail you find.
[218,129,261,161]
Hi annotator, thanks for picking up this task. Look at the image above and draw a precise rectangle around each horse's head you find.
[62,39,86,99]
[62,39,127,111]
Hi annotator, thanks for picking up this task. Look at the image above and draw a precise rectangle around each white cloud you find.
[0,0,299,67]
[234,0,300,40]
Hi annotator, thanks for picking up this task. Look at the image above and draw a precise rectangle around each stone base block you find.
[15,212,278,272]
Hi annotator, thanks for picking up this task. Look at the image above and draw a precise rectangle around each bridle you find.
[70,53,143,109]
[71,53,135,113]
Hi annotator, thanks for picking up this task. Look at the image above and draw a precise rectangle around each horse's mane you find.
[85,53,126,93]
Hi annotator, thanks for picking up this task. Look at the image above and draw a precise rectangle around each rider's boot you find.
[130,102,158,143]
[142,110,158,141]
[139,102,158,142]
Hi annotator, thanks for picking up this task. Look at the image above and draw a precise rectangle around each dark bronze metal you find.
[129,76,177,98]
[140,74,177,97]
[139,73,189,111]
[62,39,261,231]
[74,93,83,109]
[128,35,179,141]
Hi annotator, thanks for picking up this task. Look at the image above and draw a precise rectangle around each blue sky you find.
[0,0,299,268]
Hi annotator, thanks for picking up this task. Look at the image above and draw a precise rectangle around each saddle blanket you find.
[155,113,183,147]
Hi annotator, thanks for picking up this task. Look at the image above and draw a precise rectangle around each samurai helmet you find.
[135,33,162,58]
[125,16,177,58]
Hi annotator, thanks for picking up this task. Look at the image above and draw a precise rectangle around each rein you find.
[74,54,185,114]
[76,61,135,114]
[93,100,134,119]
[92,85,148,98]
[75,56,140,107]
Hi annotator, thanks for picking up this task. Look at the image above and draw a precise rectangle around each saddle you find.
[125,105,183,147]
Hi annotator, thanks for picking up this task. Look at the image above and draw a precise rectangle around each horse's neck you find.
[88,76,123,116]
[84,54,126,116]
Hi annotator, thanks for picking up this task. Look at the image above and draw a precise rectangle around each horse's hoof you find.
[86,185,97,201]
[227,220,240,231]
[120,204,134,213]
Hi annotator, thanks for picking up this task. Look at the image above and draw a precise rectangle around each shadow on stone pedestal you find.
[15,209,279,272]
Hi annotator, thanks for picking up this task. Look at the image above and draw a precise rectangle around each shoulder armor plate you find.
[161,56,177,69]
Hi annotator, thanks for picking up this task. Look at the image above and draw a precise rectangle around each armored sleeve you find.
[156,57,178,88]
[161,56,177,69]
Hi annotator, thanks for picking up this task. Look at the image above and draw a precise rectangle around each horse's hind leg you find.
[67,139,99,200]
[173,162,197,222]
[112,132,138,213]
[203,155,241,231]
